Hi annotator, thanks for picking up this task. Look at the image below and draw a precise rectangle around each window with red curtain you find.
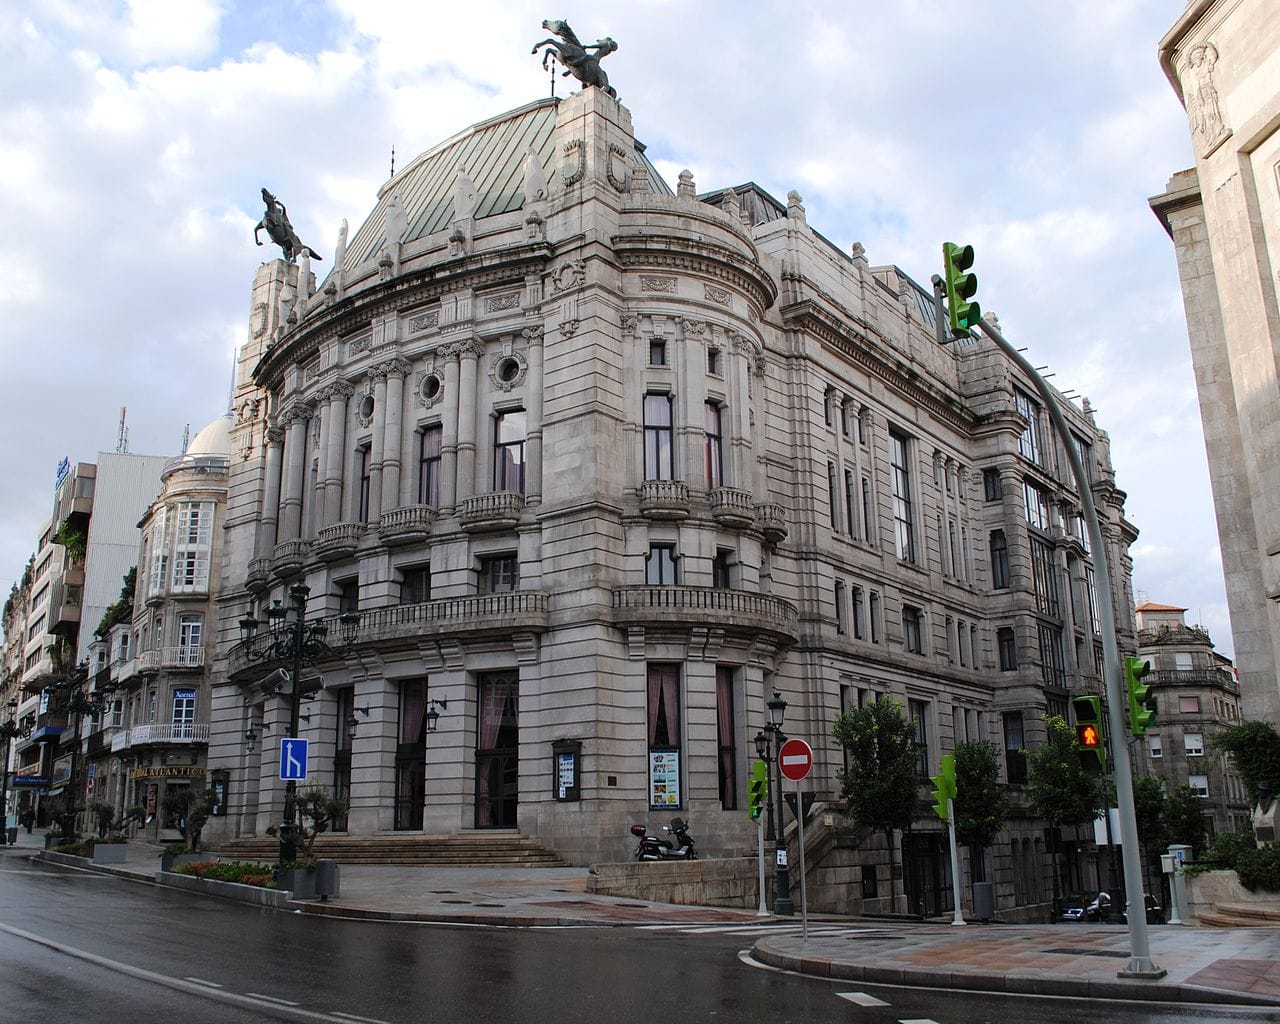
[716,666,737,810]
[647,663,682,809]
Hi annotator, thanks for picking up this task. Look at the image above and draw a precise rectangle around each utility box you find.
[314,859,340,900]
[972,881,994,922]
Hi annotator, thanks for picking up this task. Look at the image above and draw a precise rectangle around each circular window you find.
[358,394,375,421]
[422,374,441,400]
[497,357,520,383]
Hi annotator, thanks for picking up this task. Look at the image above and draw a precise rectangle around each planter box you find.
[91,843,128,864]
[277,867,317,901]
[158,871,290,909]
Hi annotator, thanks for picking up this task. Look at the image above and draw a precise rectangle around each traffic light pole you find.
[977,319,1164,979]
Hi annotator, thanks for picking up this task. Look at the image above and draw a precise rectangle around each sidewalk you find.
[7,834,1280,1009]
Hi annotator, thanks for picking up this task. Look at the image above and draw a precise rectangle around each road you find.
[0,856,1268,1023]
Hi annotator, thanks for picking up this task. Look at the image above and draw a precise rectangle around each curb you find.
[750,938,1280,1008]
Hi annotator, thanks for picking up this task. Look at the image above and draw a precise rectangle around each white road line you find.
[330,1013,392,1024]
[837,991,889,1007]
[246,992,302,1006]
[898,1019,941,1024]
[184,977,223,988]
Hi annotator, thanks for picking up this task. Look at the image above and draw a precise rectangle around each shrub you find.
[53,842,89,857]
[1206,826,1258,871]
[170,860,277,889]
[1235,844,1280,894]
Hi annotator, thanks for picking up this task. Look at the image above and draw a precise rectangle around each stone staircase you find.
[1198,901,1280,928]
[209,830,568,867]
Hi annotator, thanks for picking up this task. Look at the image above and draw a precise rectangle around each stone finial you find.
[453,164,478,220]
[721,188,740,222]
[850,241,868,264]
[523,146,548,205]
[385,192,408,245]
[677,169,696,199]
[787,190,806,222]
[984,311,1000,331]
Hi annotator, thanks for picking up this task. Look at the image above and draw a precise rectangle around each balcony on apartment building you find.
[47,571,84,637]
[113,722,211,751]
[138,647,206,674]
[611,585,800,646]
[54,462,96,533]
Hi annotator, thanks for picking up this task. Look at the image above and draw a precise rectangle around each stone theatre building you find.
[207,81,1136,919]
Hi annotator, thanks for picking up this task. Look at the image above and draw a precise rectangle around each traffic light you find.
[748,759,768,820]
[930,753,957,821]
[1072,694,1106,772]
[942,242,982,337]
[1125,656,1155,735]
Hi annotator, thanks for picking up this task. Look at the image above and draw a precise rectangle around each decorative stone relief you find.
[562,139,585,188]
[640,275,676,294]
[349,332,372,356]
[606,143,629,193]
[415,370,444,409]
[1185,42,1230,156]
[252,303,269,339]
[680,318,708,339]
[552,259,586,293]
[484,292,521,314]
[704,284,731,307]
[489,351,528,392]
[559,319,581,338]
[409,310,439,334]
[266,426,286,446]
[521,324,544,344]
[619,314,639,336]
[378,249,394,281]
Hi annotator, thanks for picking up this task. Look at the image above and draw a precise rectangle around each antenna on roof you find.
[116,407,129,453]
[390,146,396,179]
[181,423,190,454]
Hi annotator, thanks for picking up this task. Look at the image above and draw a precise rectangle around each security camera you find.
[259,668,292,696]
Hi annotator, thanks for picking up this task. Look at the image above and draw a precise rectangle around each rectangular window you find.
[480,555,518,594]
[983,467,1003,501]
[172,501,214,593]
[1174,651,1193,671]
[1023,479,1051,531]
[827,462,840,531]
[852,585,865,640]
[716,666,736,810]
[835,581,848,636]
[707,347,721,375]
[1148,734,1163,759]
[1003,712,1027,784]
[1030,536,1060,616]
[840,400,853,437]
[648,663,682,809]
[649,339,666,366]
[147,505,170,599]
[1038,622,1065,688]
[644,393,674,480]
[645,544,679,585]
[1189,774,1210,798]
[357,446,372,522]
[419,426,442,506]
[869,591,881,643]
[861,476,874,544]
[1184,732,1204,757]
[704,403,724,488]
[494,409,527,493]
[947,519,959,577]
[1014,388,1042,465]
[998,627,1017,670]
[902,605,923,654]
[171,688,196,738]
[337,577,359,612]
[177,615,202,666]
[400,565,431,605]
[1070,433,1093,485]
[889,430,915,562]
[1085,566,1101,634]
[844,469,858,539]
[990,530,1010,589]
[909,699,929,778]
[712,549,732,589]
[957,618,967,666]
[1179,695,1201,715]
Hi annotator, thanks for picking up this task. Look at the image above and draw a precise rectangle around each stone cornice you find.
[612,234,778,317]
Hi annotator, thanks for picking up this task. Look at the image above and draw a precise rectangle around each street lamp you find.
[238,581,359,863]
[762,689,793,916]
[1,698,22,844]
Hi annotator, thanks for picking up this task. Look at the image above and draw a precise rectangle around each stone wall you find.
[587,857,760,908]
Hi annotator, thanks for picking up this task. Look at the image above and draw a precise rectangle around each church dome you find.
[187,414,232,456]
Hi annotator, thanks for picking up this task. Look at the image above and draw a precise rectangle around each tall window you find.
[171,688,196,738]
[869,591,881,643]
[1003,712,1027,784]
[1070,433,1093,485]
[479,554,518,594]
[177,614,202,666]
[983,467,1003,501]
[712,549,732,589]
[646,544,679,585]
[418,426,442,506]
[852,585,865,640]
[704,402,724,488]
[1038,623,1065,688]
[902,604,923,654]
[644,393,674,480]
[1014,388,1043,465]
[1085,566,1101,634]
[400,565,431,605]
[337,577,359,612]
[494,409,527,493]
[889,430,915,562]
[1023,479,1051,531]
[861,476,874,544]
[648,664,682,809]
[715,666,737,810]
[835,581,848,635]
[844,469,858,539]
[172,501,213,592]
[997,627,1017,671]
[357,446,372,522]
[1030,536,1059,616]
[909,699,929,778]
[146,505,170,599]
[827,462,840,531]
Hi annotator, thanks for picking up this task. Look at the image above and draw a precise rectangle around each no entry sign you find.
[778,738,814,782]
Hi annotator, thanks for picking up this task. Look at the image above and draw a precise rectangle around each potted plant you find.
[90,831,128,864]
[271,786,349,899]
[159,787,217,855]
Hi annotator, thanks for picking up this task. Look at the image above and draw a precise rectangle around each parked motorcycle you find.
[630,817,698,861]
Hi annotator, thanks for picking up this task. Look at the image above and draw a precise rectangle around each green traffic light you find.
[748,759,769,820]
[929,753,956,821]
[942,241,982,336]
[1125,656,1155,736]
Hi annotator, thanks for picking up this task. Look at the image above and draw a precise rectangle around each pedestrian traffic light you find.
[1071,694,1106,772]
[942,242,981,337]
[930,753,957,821]
[1125,656,1155,735]
[748,759,768,820]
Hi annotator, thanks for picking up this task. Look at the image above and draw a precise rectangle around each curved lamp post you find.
[239,582,359,864]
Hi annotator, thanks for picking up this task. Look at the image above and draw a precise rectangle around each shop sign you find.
[129,766,207,782]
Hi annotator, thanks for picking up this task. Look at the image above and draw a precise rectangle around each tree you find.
[953,740,1010,883]
[95,567,136,638]
[294,786,350,859]
[160,788,217,853]
[1024,715,1108,906]
[1132,774,1168,890]
[1163,784,1208,859]
[832,697,921,904]
[1212,720,1280,804]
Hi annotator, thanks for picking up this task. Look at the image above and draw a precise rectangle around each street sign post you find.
[777,738,812,939]
[280,738,309,781]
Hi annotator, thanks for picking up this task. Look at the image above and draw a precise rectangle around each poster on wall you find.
[51,755,72,789]
[648,748,681,810]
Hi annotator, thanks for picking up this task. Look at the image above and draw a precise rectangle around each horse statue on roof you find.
[254,188,322,264]
[531,20,618,98]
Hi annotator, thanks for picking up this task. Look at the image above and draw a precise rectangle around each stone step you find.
[208,832,568,867]
[1212,902,1280,924]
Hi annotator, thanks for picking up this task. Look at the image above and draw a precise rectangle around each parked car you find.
[1121,894,1164,925]
[1060,901,1086,922]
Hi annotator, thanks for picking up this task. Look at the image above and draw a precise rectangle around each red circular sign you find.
[778,738,814,781]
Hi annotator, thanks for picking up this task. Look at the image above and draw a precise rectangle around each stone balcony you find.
[271,539,311,577]
[639,480,690,521]
[378,505,437,546]
[754,503,788,545]
[246,558,272,594]
[709,487,755,529]
[458,492,524,532]
[611,585,799,646]
[123,722,211,748]
[315,522,365,562]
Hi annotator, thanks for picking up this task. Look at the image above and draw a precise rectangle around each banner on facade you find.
[129,766,207,782]
[51,755,72,788]
[648,748,681,810]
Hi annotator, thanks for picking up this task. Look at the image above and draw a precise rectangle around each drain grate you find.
[474,903,505,908]
[1043,947,1130,958]
[617,903,650,909]
[440,899,472,905]
[428,890,457,894]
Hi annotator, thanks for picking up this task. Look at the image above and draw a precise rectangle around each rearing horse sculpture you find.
[254,188,322,264]
[531,20,617,98]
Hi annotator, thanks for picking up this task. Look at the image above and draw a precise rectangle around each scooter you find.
[630,817,698,861]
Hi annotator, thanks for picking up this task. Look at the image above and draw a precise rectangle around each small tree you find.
[1212,720,1280,804]
[1162,783,1208,859]
[1024,715,1108,906]
[1132,774,1168,890]
[160,788,217,853]
[294,786,350,860]
[87,800,116,839]
[833,697,922,904]
[953,740,1010,883]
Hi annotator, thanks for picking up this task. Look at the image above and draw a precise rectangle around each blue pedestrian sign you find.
[280,738,309,781]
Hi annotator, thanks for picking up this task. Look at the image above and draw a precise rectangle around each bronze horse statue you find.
[531,20,617,98]
[254,188,321,263]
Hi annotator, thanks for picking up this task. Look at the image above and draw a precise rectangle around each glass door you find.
[475,674,518,828]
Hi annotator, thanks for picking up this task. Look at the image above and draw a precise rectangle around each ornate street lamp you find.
[238,582,359,863]
[765,689,793,916]
[425,698,448,734]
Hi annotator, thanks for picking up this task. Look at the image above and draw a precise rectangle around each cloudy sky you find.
[0,2,1229,652]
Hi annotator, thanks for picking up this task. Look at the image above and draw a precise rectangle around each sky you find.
[0,2,1231,654]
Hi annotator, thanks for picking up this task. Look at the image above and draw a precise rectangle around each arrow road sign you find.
[779,738,814,782]
[280,738,309,781]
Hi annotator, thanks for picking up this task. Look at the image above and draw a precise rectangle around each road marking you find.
[184,977,223,988]
[247,992,302,1006]
[838,992,889,1007]
[330,1013,392,1024]
[898,1019,941,1024]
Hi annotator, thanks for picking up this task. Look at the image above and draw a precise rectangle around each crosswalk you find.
[634,921,882,938]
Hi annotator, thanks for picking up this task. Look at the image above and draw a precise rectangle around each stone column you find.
[522,326,544,503]
[380,359,411,513]
[455,338,483,500]
[440,346,461,510]
[257,427,285,558]
[323,382,353,527]
[730,334,754,492]
[367,370,389,522]
[279,404,310,541]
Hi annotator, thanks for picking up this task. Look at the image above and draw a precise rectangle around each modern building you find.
[1150,0,1280,725]
[1132,601,1250,839]
[205,80,1138,921]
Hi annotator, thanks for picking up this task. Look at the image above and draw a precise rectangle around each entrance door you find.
[475,673,518,828]
[394,681,427,830]
[902,832,952,918]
